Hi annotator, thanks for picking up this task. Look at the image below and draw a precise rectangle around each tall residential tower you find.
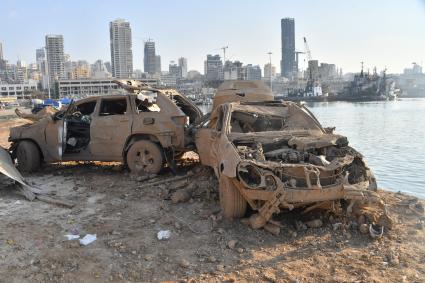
[45,35,65,84]
[280,18,295,79]
[144,40,161,75]
[109,19,133,78]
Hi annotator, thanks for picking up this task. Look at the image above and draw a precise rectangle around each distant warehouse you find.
[58,78,159,98]
[0,81,38,100]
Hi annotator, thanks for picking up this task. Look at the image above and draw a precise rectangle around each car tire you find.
[16,140,41,173]
[219,175,247,218]
[127,140,164,174]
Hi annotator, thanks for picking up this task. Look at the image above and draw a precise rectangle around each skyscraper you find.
[109,19,133,78]
[280,18,295,79]
[204,54,223,81]
[45,35,65,84]
[144,41,159,75]
[36,48,46,74]
[0,42,3,61]
[178,57,187,78]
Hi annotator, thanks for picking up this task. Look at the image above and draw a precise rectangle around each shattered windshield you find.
[230,111,286,133]
[229,105,323,133]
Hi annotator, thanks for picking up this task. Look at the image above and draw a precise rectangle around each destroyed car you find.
[9,80,202,174]
[195,99,384,228]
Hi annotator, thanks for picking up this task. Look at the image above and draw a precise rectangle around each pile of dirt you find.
[0,161,424,282]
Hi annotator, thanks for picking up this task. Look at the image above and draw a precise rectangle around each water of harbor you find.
[199,98,425,198]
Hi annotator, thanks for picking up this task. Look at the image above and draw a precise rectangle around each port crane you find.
[303,37,312,62]
[303,37,315,95]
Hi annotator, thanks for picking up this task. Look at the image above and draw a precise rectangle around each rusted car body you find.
[195,98,384,228]
[9,80,202,174]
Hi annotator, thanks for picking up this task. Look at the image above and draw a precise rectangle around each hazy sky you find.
[1,0,425,74]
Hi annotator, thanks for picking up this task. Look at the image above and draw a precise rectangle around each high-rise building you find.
[155,56,161,74]
[307,60,319,81]
[204,54,223,81]
[109,19,133,78]
[0,43,6,72]
[264,63,276,78]
[223,61,243,80]
[169,62,182,78]
[144,41,161,75]
[36,48,47,75]
[178,57,187,78]
[244,64,262,80]
[45,34,65,84]
[280,18,295,79]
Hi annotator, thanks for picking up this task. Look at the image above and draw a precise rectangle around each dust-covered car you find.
[195,99,386,228]
[9,80,202,174]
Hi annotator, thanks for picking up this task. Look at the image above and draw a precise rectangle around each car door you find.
[44,113,66,161]
[195,109,225,167]
[89,96,132,159]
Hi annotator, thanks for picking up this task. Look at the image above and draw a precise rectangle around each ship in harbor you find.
[336,65,399,101]
[280,64,400,102]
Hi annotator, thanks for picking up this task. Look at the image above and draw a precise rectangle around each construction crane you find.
[303,37,312,62]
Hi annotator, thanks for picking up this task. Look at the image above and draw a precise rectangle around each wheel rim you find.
[134,148,156,172]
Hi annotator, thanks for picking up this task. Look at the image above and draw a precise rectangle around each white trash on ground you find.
[157,230,171,240]
[79,234,97,246]
[64,234,80,240]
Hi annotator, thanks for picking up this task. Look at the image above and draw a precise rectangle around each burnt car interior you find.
[167,91,200,124]
[64,100,97,154]
[230,111,286,133]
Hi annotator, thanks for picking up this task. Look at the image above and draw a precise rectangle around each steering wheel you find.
[72,111,82,118]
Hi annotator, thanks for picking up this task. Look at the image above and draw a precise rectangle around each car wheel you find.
[219,175,247,218]
[16,140,41,173]
[127,140,164,174]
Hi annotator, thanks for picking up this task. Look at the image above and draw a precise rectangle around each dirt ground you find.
[0,116,424,283]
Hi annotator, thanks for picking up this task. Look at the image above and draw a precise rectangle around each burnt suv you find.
[195,99,383,228]
[9,80,202,174]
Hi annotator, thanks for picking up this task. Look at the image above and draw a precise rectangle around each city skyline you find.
[1,0,425,74]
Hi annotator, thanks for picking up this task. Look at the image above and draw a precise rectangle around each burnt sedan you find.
[195,100,385,228]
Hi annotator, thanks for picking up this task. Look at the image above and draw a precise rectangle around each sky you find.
[1,0,425,74]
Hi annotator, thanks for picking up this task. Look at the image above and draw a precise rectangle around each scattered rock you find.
[305,219,323,228]
[179,259,190,268]
[249,214,267,229]
[174,221,182,230]
[332,222,342,231]
[208,256,217,263]
[171,189,192,204]
[237,248,244,254]
[227,240,238,249]
[359,223,369,234]
[290,231,298,238]
[216,264,225,272]
[264,223,280,236]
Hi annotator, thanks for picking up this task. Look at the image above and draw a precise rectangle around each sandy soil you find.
[0,116,424,283]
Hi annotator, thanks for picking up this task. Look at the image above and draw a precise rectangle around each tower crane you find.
[303,37,312,62]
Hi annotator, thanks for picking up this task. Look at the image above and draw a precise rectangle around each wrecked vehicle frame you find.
[8,80,202,174]
[195,100,387,228]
